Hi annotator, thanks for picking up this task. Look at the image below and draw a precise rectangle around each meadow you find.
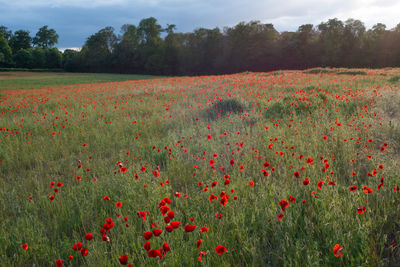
[1,68,400,266]
[0,72,159,91]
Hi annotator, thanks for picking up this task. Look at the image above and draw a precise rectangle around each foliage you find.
[9,30,32,52]
[2,17,400,74]
[33,25,59,48]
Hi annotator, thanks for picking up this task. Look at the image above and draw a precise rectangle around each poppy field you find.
[1,68,400,266]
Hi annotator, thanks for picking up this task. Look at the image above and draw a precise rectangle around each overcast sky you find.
[1,0,399,49]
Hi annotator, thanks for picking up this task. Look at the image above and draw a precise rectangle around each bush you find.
[337,70,367,75]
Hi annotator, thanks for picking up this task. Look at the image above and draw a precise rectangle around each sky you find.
[1,0,399,49]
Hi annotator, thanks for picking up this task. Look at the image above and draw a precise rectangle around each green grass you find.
[0,72,161,91]
[1,68,400,266]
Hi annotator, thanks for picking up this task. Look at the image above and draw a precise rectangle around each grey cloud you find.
[0,0,399,48]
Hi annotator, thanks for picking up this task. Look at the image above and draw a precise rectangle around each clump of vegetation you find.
[304,68,335,74]
[337,70,367,75]
[203,98,245,120]
[388,75,400,83]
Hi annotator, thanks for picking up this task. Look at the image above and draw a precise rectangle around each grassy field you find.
[1,68,400,266]
[0,72,160,91]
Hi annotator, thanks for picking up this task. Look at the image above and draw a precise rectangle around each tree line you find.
[1,18,400,74]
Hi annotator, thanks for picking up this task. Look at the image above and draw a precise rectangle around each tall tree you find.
[317,18,345,66]
[112,24,140,73]
[342,19,366,66]
[85,26,117,72]
[224,21,279,72]
[137,17,164,73]
[13,48,34,68]
[163,29,184,75]
[0,26,12,41]
[33,25,59,48]
[0,34,12,67]
[9,30,32,52]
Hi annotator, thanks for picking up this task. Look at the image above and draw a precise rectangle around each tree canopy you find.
[1,18,400,72]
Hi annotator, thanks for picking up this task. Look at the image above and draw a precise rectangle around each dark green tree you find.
[9,30,32,52]
[0,26,12,41]
[224,21,279,72]
[163,28,185,75]
[33,25,59,48]
[317,18,345,66]
[31,47,46,68]
[44,48,62,68]
[13,49,34,68]
[342,19,366,66]
[0,34,13,67]
[112,24,140,73]
[137,17,164,74]
[84,26,117,72]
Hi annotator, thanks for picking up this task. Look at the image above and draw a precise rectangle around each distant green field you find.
[0,72,161,90]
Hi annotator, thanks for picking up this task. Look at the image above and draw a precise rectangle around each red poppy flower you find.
[197,239,203,249]
[144,231,153,240]
[277,213,284,221]
[170,221,181,229]
[163,242,171,252]
[288,196,296,203]
[115,202,122,208]
[279,200,289,212]
[119,255,128,265]
[348,186,357,191]
[216,245,227,255]
[56,259,64,267]
[317,180,324,189]
[160,205,170,215]
[220,196,228,206]
[21,243,28,250]
[294,171,300,178]
[148,249,161,258]
[165,224,173,232]
[200,226,209,233]
[85,233,93,241]
[72,242,82,251]
[357,206,366,214]
[152,229,163,237]
[303,178,309,185]
[333,244,343,257]
[167,210,175,220]
[198,251,207,262]
[248,180,254,187]
[81,248,88,257]
[144,242,151,251]
[306,157,313,164]
[363,186,373,194]
[184,224,197,232]
[209,194,218,202]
